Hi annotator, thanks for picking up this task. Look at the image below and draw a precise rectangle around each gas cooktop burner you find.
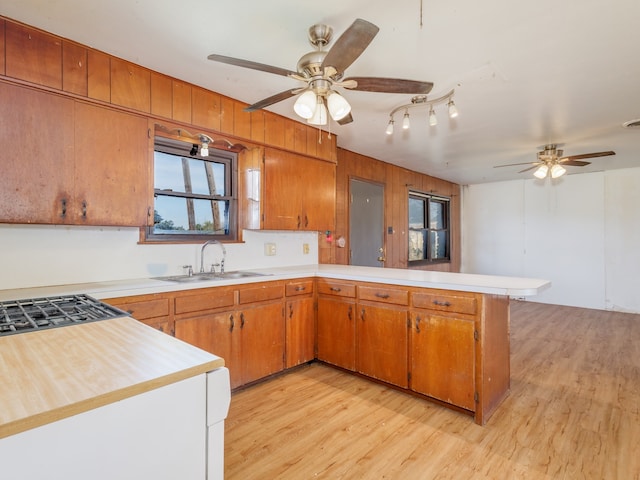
[0,294,129,337]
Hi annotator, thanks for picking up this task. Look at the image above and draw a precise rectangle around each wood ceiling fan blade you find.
[494,162,539,168]
[560,160,591,167]
[337,112,354,125]
[560,151,615,161]
[342,77,433,94]
[321,19,379,74]
[207,54,296,77]
[243,90,299,112]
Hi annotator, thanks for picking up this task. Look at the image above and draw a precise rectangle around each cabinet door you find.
[263,149,335,231]
[74,102,150,226]
[175,312,241,388]
[357,303,409,388]
[285,296,315,368]
[410,312,475,411]
[240,302,285,385]
[0,82,74,224]
[317,297,356,371]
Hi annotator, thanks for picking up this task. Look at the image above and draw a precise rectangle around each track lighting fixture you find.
[385,89,458,135]
[402,110,410,130]
[385,119,395,135]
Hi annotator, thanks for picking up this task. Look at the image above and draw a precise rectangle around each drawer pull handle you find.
[330,287,342,292]
[295,286,306,291]
[375,293,390,299]
[229,314,234,332]
[347,306,353,321]
[415,314,421,333]
[360,308,366,321]
[240,312,245,329]
[433,300,452,307]
[60,198,67,218]
[289,303,293,319]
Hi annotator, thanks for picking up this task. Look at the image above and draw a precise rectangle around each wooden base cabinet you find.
[285,279,315,369]
[409,312,475,411]
[174,283,286,390]
[316,280,357,371]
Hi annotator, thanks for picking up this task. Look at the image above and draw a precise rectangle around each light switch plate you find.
[303,243,310,254]
[264,242,277,256]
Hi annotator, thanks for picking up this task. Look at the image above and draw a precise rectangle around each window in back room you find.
[408,191,450,264]
[146,136,238,242]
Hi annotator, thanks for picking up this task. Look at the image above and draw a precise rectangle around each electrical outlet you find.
[264,242,277,256]
[303,243,310,254]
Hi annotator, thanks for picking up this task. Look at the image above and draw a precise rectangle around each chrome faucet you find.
[200,240,226,274]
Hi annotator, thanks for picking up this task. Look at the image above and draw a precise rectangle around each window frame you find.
[144,136,238,243]
[408,191,451,265]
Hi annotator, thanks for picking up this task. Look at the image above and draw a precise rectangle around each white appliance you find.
[0,367,231,479]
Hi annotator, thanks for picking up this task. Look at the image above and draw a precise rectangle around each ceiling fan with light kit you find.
[207,19,433,126]
[494,144,616,179]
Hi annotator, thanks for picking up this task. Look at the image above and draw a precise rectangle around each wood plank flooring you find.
[224,301,640,479]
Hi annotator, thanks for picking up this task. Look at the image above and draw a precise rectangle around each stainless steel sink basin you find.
[154,271,270,283]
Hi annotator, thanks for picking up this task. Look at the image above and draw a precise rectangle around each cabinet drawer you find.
[358,285,409,306]
[285,279,314,297]
[106,297,169,320]
[175,289,236,315]
[238,283,284,304]
[412,291,478,315]
[317,279,356,298]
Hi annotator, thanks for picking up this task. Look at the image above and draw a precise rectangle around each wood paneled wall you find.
[336,148,461,272]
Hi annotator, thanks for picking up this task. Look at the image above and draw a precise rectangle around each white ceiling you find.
[3,0,639,185]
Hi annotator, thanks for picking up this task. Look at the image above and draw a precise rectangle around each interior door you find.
[349,179,384,267]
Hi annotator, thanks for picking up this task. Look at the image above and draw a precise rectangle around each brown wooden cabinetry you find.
[356,284,409,388]
[174,281,285,390]
[263,149,336,231]
[409,311,475,410]
[73,102,150,226]
[284,279,315,368]
[104,293,173,335]
[0,81,150,226]
[316,280,357,371]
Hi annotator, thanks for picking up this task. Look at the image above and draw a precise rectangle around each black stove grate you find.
[0,294,129,337]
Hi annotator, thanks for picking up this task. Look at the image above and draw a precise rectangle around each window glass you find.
[148,136,237,242]
[408,192,450,264]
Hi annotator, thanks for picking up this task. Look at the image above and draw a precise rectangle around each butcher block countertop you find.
[0,316,224,439]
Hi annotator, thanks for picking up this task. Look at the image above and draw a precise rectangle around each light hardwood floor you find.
[224,301,640,479]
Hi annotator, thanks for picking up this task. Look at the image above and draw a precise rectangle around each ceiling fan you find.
[495,144,616,179]
[207,19,433,126]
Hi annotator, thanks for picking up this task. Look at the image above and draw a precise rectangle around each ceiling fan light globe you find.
[327,91,351,121]
[293,90,318,119]
[550,164,566,178]
[533,165,548,179]
[308,101,328,126]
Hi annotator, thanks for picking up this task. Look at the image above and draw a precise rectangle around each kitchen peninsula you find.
[0,265,549,431]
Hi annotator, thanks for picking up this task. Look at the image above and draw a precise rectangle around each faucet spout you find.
[200,240,227,274]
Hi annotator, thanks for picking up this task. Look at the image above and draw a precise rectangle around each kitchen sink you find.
[154,271,271,283]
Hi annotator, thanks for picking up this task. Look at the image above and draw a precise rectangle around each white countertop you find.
[0,264,550,301]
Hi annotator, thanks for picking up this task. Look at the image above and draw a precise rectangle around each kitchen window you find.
[147,137,237,242]
[408,192,450,264]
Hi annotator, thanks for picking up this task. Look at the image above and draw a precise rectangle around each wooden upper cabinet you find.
[87,49,111,102]
[62,41,88,96]
[5,22,62,89]
[192,87,221,132]
[1,20,6,75]
[263,149,336,231]
[74,102,150,226]
[150,72,172,118]
[172,80,191,123]
[110,58,150,112]
[0,82,74,224]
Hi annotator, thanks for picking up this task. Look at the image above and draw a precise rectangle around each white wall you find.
[462,167,640,313]
[0,227,319,291]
